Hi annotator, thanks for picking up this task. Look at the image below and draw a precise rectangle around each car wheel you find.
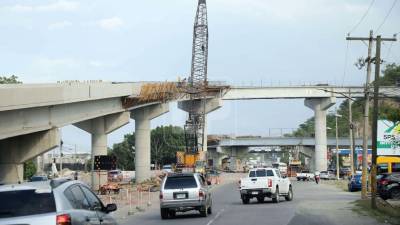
[390,188,400,200]
[297,178,300,181]
[168,210,176,218]
[161,208,169,219]
[200,206,208,217]
[285,186,293,201]
[207,206,212,214]
[272,187,280,203]
[242,195,250,204]
[257,196,264,203]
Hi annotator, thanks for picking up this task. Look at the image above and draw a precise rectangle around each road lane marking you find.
[206,208,225,225]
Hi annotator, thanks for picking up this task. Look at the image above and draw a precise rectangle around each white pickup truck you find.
[239,168,293,204]
[296,170,315,181]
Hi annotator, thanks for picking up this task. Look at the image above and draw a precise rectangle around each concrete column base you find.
[305,97,336,172]
[0,164,23,184]
[131,103,169,183]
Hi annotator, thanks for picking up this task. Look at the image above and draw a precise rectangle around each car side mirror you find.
[104,203,117,213]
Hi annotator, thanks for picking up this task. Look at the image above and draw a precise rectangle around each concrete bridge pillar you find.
[0,128,60,184]
[75,112,130,189]
[131,103,169,183]
[305,97,336,172]
[178,98,222,156]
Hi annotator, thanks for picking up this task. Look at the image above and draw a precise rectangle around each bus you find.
[377,156,400,174]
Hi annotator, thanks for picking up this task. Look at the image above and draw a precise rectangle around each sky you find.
[1,0,399,152]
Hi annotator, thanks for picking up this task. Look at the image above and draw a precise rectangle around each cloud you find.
[89,61,103,67]
[6,0,79,13]
[97,17,124,30]
[48,21,73,30]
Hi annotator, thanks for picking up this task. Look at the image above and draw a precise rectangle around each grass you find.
[352,199,400,225]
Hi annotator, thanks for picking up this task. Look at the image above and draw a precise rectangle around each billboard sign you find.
[378,120,400,156]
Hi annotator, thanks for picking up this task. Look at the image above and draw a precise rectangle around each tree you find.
[290,63,400,137]
[0,75,22,84]
[151,125,185,167]
[24,160,36,180]
[108,133,135,170]
[108,125,186,170]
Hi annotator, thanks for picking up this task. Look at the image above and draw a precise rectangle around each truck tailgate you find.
[241,177,269,190]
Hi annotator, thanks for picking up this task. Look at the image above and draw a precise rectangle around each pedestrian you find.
[314,171,320,184]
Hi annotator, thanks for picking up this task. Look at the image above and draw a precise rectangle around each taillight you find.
[379,179,389,185]
[199,190,205,199]
[56,214,71,225]
[268,179,272,187]
[159,192,163,200]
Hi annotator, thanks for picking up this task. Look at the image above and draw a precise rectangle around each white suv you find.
[0,178,118,225]
[159,173,212,219]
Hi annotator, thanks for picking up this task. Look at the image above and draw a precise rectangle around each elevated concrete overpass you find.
[207,136,372,171]
[0,82,398,184]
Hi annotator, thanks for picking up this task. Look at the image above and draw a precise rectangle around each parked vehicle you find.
[348,174,362,192]
[377,156,400,174]
[29,175,48,182]
[159,173,212,219]
[239,168,293,204]
[162,165,173,174]
[339,167,351,177]
[320,171,336,180]
[108,170,123,182]
[0,178,118,225]
[377,172,400,200]
[296,170,314,181]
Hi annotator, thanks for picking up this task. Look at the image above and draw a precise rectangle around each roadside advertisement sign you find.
[378,120,400,156]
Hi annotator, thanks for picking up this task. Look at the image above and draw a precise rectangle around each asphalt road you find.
[119,180,385,225]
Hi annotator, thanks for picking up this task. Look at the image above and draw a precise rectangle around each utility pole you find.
[348,90,355,176]
[371,35,382,209]
[346,33,396,205]
[335,109,340,180]
[59,140,63,177]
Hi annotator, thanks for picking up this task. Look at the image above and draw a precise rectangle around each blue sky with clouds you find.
[1,0,399,152]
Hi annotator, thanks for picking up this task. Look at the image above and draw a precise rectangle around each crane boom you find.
[184,0,209,155]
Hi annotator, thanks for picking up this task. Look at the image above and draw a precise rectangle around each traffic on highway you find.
[1,0,400,225]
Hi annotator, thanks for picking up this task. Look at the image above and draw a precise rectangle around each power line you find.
[348,0,376,34]
[376,0,398,33]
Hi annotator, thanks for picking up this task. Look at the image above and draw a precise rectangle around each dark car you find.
[29,175,48,182]
[348,174,362,192]
[377,173,400,200]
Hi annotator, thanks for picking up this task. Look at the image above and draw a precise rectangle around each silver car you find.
[0,178,118,225]
[159,173,212,219]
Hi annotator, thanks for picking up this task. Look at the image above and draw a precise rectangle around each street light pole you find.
[348,90,355,176]
[336,110,340,180]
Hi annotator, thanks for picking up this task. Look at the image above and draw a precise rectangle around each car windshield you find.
[0,189,56,218]
[164,176,197,189]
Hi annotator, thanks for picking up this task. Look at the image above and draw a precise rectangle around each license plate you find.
[252,191,259,195]
[176,194,186,199]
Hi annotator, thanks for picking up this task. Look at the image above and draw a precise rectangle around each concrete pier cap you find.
[0,128,60,184]
[74,112,130,190]
[131,103,169,183]
[304,97,336,172]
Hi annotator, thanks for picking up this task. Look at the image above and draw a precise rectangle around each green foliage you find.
[108,133,135,170]
[24,160,36,180]
[108,125,186,170]
[290,63,400,137]
[0,75,22,84]
[151,125,185,167]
